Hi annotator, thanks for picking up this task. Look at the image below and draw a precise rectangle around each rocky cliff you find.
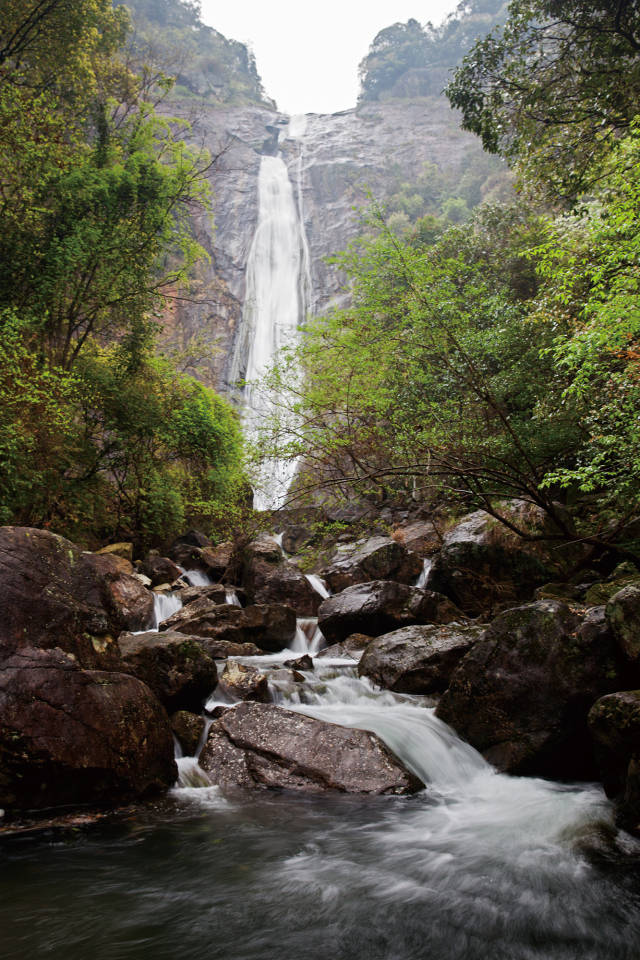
[160,96,501,392]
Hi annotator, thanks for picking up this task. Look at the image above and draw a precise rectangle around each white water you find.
[291,617,325,654]
[416,557,433,589]
[305,573,330,599]
[152,591,183,628]
[232,130,312,511]
[181,569,212,587]
[225,589,242,607]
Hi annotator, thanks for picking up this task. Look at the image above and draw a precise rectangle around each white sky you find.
[200,1,459,114]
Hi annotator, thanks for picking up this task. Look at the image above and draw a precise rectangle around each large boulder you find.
[0,647,176,812]
[320,536,422,594]
[436,600,626,778]
[427,510,553,617]
[589,691,640,835]
[199,702,422,795]
[317,580,464,644]
[358,622,485,694]
[242,536,319,616]
[0,526,154,669]
[391,519,443,557]
[118,631,218,713]
[160,598,296,653]
[141,553,183,588]
[606,584,640,665]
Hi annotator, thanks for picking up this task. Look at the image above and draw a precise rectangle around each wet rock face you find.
[589,691,640,836]
[358,623,485,695]
[118,631,218,713]
[218,661,271,703]
[606,585,640,664]
[199,702,422,795]
[436,601,626,779]
[0,647,177,811]
[427,510,552,617]
[320,536,423,594]
[171,711,206,757]
[160,598,296,652]
[317,580,465,644]
[0,526,154,669]
[141,554,183,588]
[242,537,319,616]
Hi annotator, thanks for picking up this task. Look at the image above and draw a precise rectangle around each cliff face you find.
[160,96,496,391]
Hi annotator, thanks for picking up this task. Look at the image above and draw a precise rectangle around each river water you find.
[2,649,640,960]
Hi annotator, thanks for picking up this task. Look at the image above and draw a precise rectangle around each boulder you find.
[586,577,640,607]
[160,599,296,653]
[436,601,626,778]
[283,654,314,671]
[170,711,206,757]
[96,542,133,562]
[176,584,228,606]
[0,526,154,669]
[391,519,442,556]
[201,639,262,659]
[606,585,640,664]
[589,692,640,797]
[427,510,553,617]
[199,541,237,581]
[316,634,373,660]
[589,691,640,835]
[141,554,183,588]
[317,580,465,644]
[199,702,422,795]
[218,662,271,703]
[358,622,485,694]
[0,647,176,812]
[118,630,218,713]
[320,536,422,594]
[242,536,319,615]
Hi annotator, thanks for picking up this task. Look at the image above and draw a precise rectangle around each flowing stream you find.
[3,646,640,959]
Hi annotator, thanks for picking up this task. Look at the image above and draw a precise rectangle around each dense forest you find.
[0,0,247,549]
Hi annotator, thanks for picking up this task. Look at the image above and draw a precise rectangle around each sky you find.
[199,1,460,115]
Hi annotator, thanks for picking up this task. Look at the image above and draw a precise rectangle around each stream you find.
[2,622,640,959]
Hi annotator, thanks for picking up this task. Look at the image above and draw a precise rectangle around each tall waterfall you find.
[233,121,312,511]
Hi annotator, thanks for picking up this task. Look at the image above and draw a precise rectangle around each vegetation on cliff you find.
[261,0,640,561]
[0,0,245,547]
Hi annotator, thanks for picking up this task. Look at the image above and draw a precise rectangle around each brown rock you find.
[218,661,271,703]
[170,711,206,757]
[242,536,319,615]
[96,542,133,562]
[141,554,183,588]
[0,647,176,811]
[119,630,218,712]
[0,526,154,669]
[160,600,296,652]
[199,702,422,795]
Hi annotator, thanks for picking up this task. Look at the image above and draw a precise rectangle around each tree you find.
[447,0,640,198]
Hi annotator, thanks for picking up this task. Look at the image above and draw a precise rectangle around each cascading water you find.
[231,123,312,511]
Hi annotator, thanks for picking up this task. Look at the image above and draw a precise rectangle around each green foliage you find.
[447,0,640,198]
[117,0,274,107]
[0,0,247,547]
[358,2,507,103]
[259,205,584,536]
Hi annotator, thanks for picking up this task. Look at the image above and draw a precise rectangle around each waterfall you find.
[232,123,312,511]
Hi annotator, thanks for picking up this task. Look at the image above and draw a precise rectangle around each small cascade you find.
[225,589,242,607]
[416,557,433,589]
[152,591,182,629]
[181,569,212,587]
[291,617,325,654]
[305,573,330,599]
[176,757,212,789]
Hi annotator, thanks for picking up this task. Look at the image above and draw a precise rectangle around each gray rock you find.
[317,580,465,644]
[119,631,218,713]
[436,600,625,778]
[160,599,296,652]
[199,702,422,795]
[359,623,485,694]
[606,584,640,663]
[320,535,422,594]
[218,661,270,703]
